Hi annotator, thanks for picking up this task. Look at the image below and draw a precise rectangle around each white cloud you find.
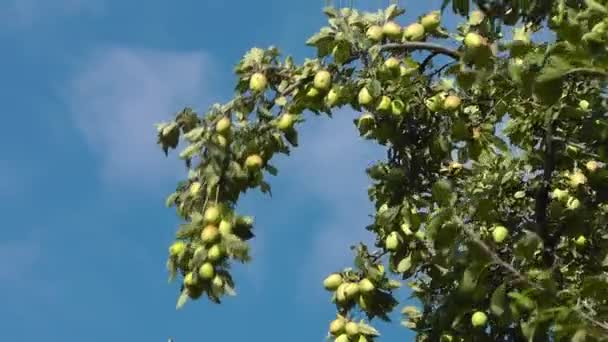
[1,0,103,27]
[65,46,215,190]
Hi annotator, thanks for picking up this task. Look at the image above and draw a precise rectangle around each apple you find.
[420,11,441,32]
[366,25,384,41]
[376,96,392,112]
[384,57,400,71]
[471,311,487,327]
[198,262,215,280]
[469,10,485,25]
[216,117,231,135]
[385,232,400,251]
[245,154,263,171]
[323,273,343,291]
[579,100,590,111]
[306,87,320,98]
[358,294,370,310]
[314,70,332,90]
[575,235,587,247]
[207,244,224,262]
[344,282,360,299]
[443,95,462,111]
[249,72,268,92]
[184,272,198,287]
[383,21,402,39]
[215,134,228,148]
[335,284,348,303]
[566,196,581,210]
[391,99,405,116]
[189,181,202,195]
[326,88,340,107]
[329,318,346,335]
[358,87,374,106]
[440,334,454,342]
[345,322,359,336]
[335,334,350,342]
[568,171,587,188]
[204,205,221,224]
[464,32,484,50]
[403,23,425,41]
[277,113,296,131]
[551,188,569,202]
[492,225,509,244]
[169,241,186,256]
[358,278,375,293]
[219,219,233,235]
[585,160,599,172]
[201,225,220,244]
[212,275,224,290]
[357,335,369,342]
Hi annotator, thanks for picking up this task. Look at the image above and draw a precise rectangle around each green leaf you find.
[490,283,507,316]
[176,290,189,310]
[397,254,412,273]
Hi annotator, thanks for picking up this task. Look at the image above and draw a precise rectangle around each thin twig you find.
[379,42,461,60]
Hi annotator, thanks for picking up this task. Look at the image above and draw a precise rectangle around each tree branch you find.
[379,42,461,60]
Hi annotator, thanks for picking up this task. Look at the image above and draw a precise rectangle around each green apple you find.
[207,244,224,262]
[335,284,348,304]
[277,113,296,131]
[323,273,343,291]
[403,23,425,41]
[358,87,374,106]
[551,188,569,202]
[314,70,332,90]
[385,232,400,251]
[245,154,263,171]
[216,116,231,135]
[586,160,599,172]
[344,283,360,299]
[383,21,402,39]
[169,241,186,256]
[201,225,220,244]
[471,311,488,327]
[579,100,590,111]
[219,219,233,235]
[358,278,375,293]
[204,205,221,224]
[215,134,228,148]
[492,226,509,244]
[420,11,441,32]
[345,322,359,336]
[566,196,581,210]
[249,72,268,92]
[391,99,405,116]
[326,88,340,107]
[329,318,346,335]
[335,334,350,342]
[184,272,198,287]
[384,57,400,71]
[468,10,485,25]
[357,335,369,342]
[568,171,587,188]
[443,95,462,111]
[306,87,320,98]
[376,96,392,112]
[366,25,384,41]
[198,262,215,280]
[189,181,202,195]
[575,235,587,247]
[357,113,375,136]
[464,32,484,50]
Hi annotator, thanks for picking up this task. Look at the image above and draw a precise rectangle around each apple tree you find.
[155,1,608,340]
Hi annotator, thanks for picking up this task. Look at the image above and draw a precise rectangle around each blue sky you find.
[0,0,452,341]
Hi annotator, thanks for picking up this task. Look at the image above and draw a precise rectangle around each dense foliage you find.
[156,0,608,340]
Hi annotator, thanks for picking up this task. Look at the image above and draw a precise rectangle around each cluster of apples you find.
[365,11,442,43]
[425,91,462,113]
[327,315,375,342]
[323,272,379,313]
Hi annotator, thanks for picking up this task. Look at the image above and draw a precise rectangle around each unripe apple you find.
[169,241,186,256]
[277,113,296,131]
[198,262,215,280]
[306,87,320,98]
[566,196,581,210]
[443,95,462,111]
[323,273,343,291]
[245,154,263,171]
[420,11,441,32]
[358,87,374,106]
[403,23,425,41]
[385,232,400,251]
[204,206,221,224]
[469,11,485,25]
[336,284,348,303]
[189,181,202,195]
[384,57,400,71]
[201,225,220,244]
[357,113,375,136]
[471,311,488,327]
[492,225,509,244]
[345,322,359,336]
[335,334,350,342]
[215,134,228,148]
[184,272,198,287]
[383,21,402,39]
[358,278,375,293]
[344,283,360,299]
[249,72,268,92]
[579,100,590,111]
[586,160,600,172]
[216,116,231,135]
[207,244,224,262]
[376,96,392,112]
[391,99,405,116]
[219,219,233,235]
[575,235,587,247]
[314,70,332,90]
[551,188,569,202]
[464,32,484,50]
[357,335,369,342]
[329,318,346,335]
[326,88,340,107]
[569,171,587,188]
[366,25,384,41]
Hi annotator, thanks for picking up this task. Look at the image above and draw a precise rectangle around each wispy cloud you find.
[1,0,103,27]
[65,46,216,191]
